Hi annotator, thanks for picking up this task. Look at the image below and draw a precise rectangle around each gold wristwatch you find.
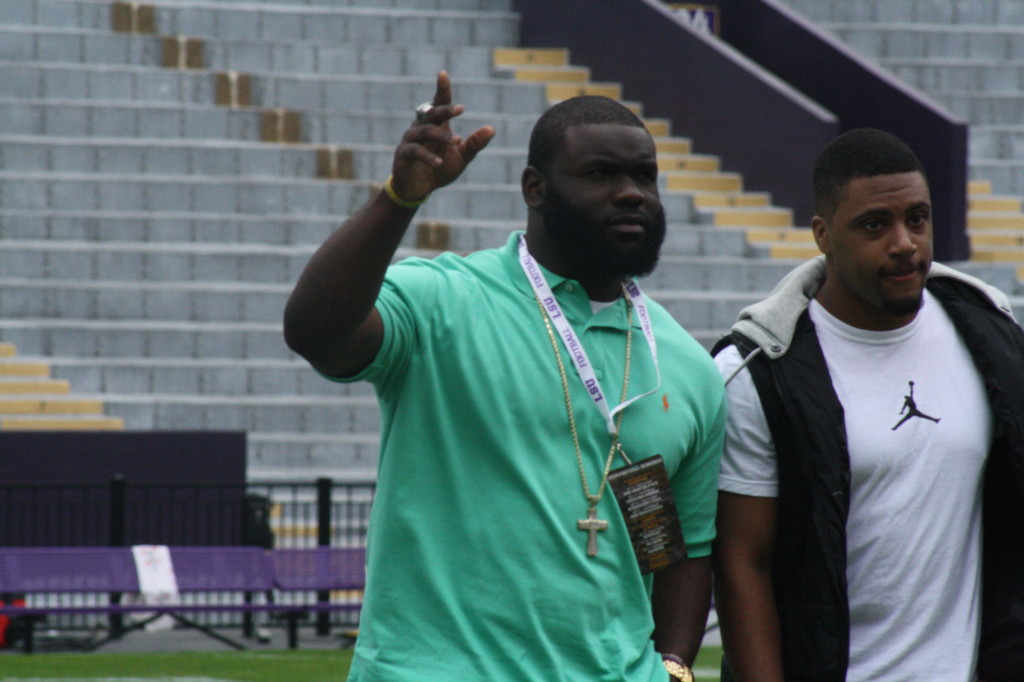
[662,654,694,682]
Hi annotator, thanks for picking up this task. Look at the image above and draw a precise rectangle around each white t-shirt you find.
[717,292,991,682]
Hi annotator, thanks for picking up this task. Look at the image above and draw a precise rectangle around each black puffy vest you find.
[714,277,1024,681]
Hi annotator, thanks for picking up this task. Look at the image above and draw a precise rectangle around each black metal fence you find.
[0,478,375,642]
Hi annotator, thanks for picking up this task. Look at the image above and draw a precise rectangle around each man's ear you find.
[811,215,831,255]
[522,166,545,209]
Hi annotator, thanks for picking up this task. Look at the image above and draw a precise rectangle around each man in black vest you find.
[713,128,1024,682]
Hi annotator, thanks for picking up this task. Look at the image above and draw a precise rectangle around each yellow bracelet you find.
[383,175,429,208]
[662,656,694,682]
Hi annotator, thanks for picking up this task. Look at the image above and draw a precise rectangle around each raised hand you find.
[389,70,495,205]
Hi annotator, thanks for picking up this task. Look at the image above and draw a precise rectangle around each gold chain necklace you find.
[532,284,633,556]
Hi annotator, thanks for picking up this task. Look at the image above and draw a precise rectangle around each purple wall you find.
[511,0,837,225]
[510,0,969,260]
[710,0,968,260]
[0,431,245,483]
[0,432,247,546]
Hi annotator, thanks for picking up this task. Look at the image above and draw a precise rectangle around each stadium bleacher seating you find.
[778,0,1024,272]
[2,0,1022,480]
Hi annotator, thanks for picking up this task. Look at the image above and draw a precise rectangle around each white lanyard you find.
[517,236,662,434]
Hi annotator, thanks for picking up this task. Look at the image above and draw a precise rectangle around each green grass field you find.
[0,645,724,680]
[0,649,353,681]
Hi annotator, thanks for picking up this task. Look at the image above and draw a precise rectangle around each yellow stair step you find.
[969,197,1023,212]
[0,399,105,415]
[968,214,1024,230]
[493,47,569,67]
[968,179,993,196]
[512,67,590,83]
[0,343,16,358]
[643,119,671,137]
[712,208,794,227]
[0,362,51,377]
[0,379,70,394]
[693,192,771,208]
[546,82,622,101]
[969,247,1024,262]
[745,228,815,243]
[665,172,742,193]
[768,243,820,259]
[655,138,693,155]
[1,416,124,430]
[273,524,318,539]
[968,232,1024,246]
[659,154,718,173]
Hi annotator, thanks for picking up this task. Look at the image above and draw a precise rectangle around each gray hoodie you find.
[728,255,1015,361]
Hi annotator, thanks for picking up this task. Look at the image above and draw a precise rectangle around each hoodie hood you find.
[730,256,1015,360]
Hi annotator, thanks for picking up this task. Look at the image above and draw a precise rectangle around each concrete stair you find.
[5,0,1021,478]
[0,0,655,476]
[778,0,1024,275]
[493,47,797,231]
[0,341,124,430]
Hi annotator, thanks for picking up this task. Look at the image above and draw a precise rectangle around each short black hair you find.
[527,96,646,175]
[813,128,927,218]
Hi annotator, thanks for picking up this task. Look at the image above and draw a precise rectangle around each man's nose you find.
[613,175,645,205]
[890,222,918,255]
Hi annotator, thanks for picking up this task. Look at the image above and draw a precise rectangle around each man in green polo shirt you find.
[284,71,725,681]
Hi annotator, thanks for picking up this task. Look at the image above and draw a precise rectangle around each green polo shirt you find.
[336,232,725,682]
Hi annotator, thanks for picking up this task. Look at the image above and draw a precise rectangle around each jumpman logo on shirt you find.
[892,380,941,431]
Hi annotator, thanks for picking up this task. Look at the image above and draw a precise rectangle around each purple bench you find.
[271,546,365,592]
[269,546,366,648]
[0,546,365,653]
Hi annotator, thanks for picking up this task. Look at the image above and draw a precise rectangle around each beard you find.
[540,184,667,282]
[880,259,930,317]
[882,292,925,318]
